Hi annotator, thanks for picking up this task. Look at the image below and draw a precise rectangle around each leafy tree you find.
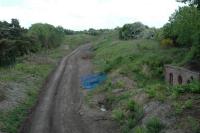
[163,6,200,64]
[0,39,16,66]
[88,28,99,36]
[11,19,20,28]
[29,23,65,49]
[177,0,200,9]
[119,22,155,40]
[0,19,39,66]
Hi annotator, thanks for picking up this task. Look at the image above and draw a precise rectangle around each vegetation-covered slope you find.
[88,29,200,133]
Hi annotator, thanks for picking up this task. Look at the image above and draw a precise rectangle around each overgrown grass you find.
[171,81,200,94]
[90,31,194,132]
[112,100,144,133]
[65,34,96,49]
[145,117,164,133]
[93,34,186,89]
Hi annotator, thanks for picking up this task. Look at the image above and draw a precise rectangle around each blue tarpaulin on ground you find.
[81,73,107,89]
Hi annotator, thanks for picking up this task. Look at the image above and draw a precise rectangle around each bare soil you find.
[20,44,119,133]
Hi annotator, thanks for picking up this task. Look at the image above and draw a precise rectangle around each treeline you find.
[118,1,200,66]
[0,19,69,66]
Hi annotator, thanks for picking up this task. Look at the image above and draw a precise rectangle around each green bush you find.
[160,38,174,48]
[127,100,137,112]
[0,39,17,66]
[119,22,149,40]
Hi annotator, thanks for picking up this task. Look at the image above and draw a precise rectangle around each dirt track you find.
[20,44,119,133]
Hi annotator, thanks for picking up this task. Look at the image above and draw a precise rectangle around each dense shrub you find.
[0,39,16,66]
[163,6,200,63]
[119,22,155,40]
[0,19,40,66]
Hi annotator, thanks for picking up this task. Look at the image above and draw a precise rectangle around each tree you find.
[177,0,200,9]
[163,6,200,64]
[0,19,39,66]
[119,22,153,40]
[11,19,20,28]
[29,23,65,49]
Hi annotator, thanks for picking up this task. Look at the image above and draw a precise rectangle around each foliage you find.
[119,22,155,40]
[171,81,200,94]
[0,19,39,66]
[177,0,200,9]
[87,28,99,36]
[28,23,65,49]
[93,34,186,89]
[163,6,200,63]
[146,84,168,101]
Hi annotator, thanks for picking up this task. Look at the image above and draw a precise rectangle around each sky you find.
[0,0,184,30]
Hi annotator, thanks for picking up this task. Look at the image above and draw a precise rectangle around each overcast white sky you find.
[0,0,184,30]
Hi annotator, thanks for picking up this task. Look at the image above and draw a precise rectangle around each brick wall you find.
[165,65,200,85]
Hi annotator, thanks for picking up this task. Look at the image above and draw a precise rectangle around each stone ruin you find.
[164,65,200,85]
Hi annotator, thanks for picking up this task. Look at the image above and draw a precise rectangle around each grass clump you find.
[134,126,147,133]
[187,117,200,133]
[146,117,164,133]
[112,109,125,124]
[173,99,193,115]
[146,84,168,102]
[112,100,144,133]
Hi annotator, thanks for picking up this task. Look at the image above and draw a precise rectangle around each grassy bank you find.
[0,34,95,133]
[87,31,200,133]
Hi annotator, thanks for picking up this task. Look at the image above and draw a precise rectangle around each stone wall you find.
[164,65,200,85]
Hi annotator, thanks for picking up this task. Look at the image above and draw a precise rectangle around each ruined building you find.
[165,65,200,85]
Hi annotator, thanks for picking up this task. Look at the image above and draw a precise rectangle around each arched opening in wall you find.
[178,75,183,85]
[169,73,173,85]
[191,76,194,80]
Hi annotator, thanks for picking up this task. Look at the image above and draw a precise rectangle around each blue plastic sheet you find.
[81,73,107,89]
